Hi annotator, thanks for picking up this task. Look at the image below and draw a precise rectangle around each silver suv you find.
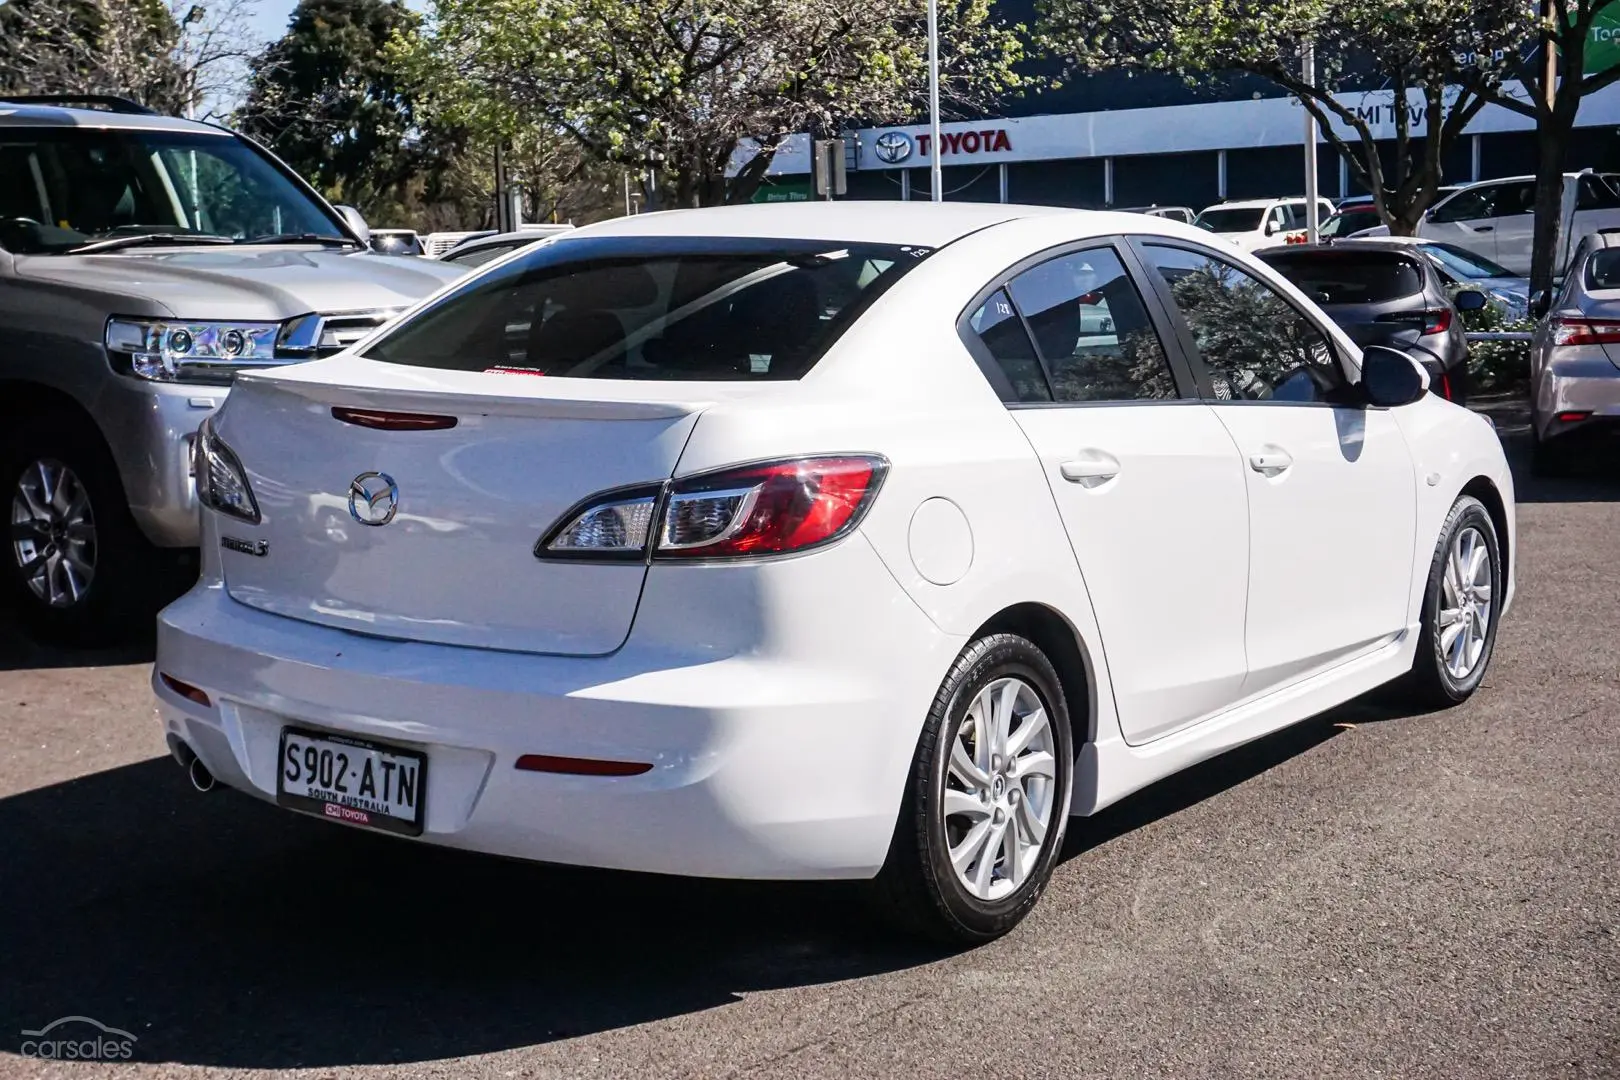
[0,97,463,641]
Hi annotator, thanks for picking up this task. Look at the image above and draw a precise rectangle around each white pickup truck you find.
[1358,171,1620,275]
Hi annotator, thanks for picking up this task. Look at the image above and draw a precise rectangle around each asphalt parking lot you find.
[2,399,1617,1079]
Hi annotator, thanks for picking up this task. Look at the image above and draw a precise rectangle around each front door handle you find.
[1248,447,1294,476]
[1060,450,1122,487]
[1471,225,1494,232]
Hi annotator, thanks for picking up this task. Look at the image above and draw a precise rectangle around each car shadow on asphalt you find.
[0,691,1438,1069]
[0,617,155,672]
[0,757,936,1068]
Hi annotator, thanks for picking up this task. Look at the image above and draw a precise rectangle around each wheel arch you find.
[970,602,1098,748]
[1459,473,1510,582]
[0,380,126,490]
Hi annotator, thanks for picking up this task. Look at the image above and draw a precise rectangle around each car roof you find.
[1586,228,1620,250]
[572,201,1069,247]
[0,100,230,136]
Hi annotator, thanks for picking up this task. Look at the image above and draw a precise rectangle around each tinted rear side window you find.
[1586,248,1620,290]
[365,237,930,380]
[1260,252,1424,304]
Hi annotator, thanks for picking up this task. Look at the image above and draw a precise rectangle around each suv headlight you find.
[106,317,281,384]
[194,417,260,524]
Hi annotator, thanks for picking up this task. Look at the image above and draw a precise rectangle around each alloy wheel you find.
[943,676,1058,902]
[10,458,97,608]
[1438,524,1492,680]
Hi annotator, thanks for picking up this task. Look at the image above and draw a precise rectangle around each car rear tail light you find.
[1437,372,1455,401]
[194,417,260,524]
[1421,308,1453,335]
[656,456,886,559]
[535,456,887,562]
[539,485,660,559]
[1550,316,1620,346]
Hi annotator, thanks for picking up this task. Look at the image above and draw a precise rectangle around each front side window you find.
[1320,206,1380,238]
[365,237,929,381]
[1428,186,1499,224]
[0,128,345,254]
[1004,246,1177,402]
[1141,244,1345,404]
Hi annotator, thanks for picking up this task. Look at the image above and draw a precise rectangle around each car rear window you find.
[364,236,930,380]
[1195,207,1266,233]
[1259,251,1424,304]
[1586,248,1620,290]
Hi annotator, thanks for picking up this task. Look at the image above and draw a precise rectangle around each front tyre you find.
[873,634,1074,943]
[1,415,172,645]
[1403,494,1502,707]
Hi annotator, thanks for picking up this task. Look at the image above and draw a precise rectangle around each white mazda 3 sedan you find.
[155,203,1515,942]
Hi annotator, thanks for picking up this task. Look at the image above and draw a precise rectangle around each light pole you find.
[928,0,942,202]
[1302,40,1320,244]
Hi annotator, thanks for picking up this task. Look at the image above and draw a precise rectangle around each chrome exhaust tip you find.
[187,755,216,793]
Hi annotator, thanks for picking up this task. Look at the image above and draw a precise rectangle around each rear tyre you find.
[1401,495,1502,708]
[1,414,173,645]
[871,634,1074,944]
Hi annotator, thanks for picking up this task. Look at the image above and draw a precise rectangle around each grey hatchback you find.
[1258,241,1487,404]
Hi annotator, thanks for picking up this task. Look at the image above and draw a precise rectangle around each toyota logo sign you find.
[873,131,913,165]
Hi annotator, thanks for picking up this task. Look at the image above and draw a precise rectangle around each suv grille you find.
[277,310,399,359]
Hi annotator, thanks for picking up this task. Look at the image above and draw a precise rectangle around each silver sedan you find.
[1528,230,1620,475]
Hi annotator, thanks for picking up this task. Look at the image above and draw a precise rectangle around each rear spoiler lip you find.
[234,368,721,421]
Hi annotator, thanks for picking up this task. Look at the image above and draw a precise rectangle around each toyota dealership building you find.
[747,35,1620,211]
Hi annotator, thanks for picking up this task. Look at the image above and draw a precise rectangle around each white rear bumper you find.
[154,537,961,880]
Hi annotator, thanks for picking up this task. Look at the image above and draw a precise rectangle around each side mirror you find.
[1264,220,1281,235]
[1359,345,1430,407]
[1453,288,1488,313]
[334,204,370,243]
[1529,289,1551,320]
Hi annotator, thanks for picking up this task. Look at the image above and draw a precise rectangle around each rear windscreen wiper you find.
[67,233,235,255]
[241,233,363,248]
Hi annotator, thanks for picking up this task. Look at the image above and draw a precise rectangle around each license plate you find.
[276,727,426,836]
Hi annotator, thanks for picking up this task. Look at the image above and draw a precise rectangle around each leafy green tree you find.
[394,0,1025,207]
[1038,0,1527,234]
[237,0,422,213]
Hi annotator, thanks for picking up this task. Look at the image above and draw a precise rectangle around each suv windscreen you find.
[0,127,346,254]
[1259,251,1424,304]
[1195,207,1266,233]
[364,236,931,381]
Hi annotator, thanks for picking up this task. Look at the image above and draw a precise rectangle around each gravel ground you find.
[1,405,1616,1079]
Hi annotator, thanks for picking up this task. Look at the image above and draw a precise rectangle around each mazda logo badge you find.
[873,131,913,165]
[348,471,399,526]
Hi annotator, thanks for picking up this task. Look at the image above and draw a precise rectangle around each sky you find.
[246,0,298,44]
[246,0,426,45]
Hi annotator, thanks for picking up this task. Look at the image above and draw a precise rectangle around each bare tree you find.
[0,0,261,119]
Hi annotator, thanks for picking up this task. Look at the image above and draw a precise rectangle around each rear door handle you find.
[1471,225,1494,232]
[1248,447,1294,476]
[1060,450,1122,487]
